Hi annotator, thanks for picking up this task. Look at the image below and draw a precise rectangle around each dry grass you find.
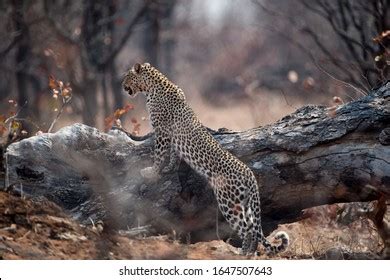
[0,190,384,259]
[275,205,383,259]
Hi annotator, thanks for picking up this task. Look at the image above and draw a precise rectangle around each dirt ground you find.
[0,190,384,260]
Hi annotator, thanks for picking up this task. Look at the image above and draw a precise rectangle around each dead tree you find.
[4,82,390,241]
[255,0,389,92]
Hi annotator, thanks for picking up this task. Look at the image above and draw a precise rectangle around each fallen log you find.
[3,82,390,241]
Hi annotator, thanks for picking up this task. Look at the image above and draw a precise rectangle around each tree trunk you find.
[110,64,124,110]
[142,2,160,67]
[13,0,31,116]
[160,0,176,77]
[4,82,390,241]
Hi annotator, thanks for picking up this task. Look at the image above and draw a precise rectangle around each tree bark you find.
[4,82,390,241]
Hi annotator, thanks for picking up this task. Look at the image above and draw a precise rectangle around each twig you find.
[18,230,31,240]
[313,60,368,97]
[260,23,368,97]
[279,89,298,110]
[3,101,30,143]
[47,99,70,133]
[4,101,28,125]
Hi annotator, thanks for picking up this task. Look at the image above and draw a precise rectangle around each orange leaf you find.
[104,116,115,131]
[105,103,134,131]
[113,108,125,119]
[48,75,58,90]
[123,103,134,111]
[113,104,134,119]
[0,124,7,134]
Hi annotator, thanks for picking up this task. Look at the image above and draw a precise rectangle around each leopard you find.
[122,62,289,255]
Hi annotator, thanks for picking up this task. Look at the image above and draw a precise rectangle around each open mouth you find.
[124,86,133,95]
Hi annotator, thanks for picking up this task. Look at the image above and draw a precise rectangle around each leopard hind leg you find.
[249,189,289,255]
[243,205,259,255]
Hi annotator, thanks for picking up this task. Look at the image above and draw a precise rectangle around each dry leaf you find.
[48,75,58,90]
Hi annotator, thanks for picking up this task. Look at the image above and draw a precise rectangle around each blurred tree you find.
[0,0,150,128]
[12,0,31,115]
[142,1,160,67]
[141,0,177,76]
[255,0,389,93]
[0,3,18,105]
[42,0,148,126]
[160,0,177,76]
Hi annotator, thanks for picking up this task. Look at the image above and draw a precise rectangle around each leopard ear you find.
[134,63,141,73]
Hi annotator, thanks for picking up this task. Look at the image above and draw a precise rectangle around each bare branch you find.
[300,0,327,18]
[99,2,149,69]
[47,97,72,133]
[313,59,368,97]
[0,37,19,58]
[262,23,369,94]
[42,0,79,46]
[254,0,379,90]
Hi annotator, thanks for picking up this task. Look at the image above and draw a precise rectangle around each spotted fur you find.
[122,62,289,255]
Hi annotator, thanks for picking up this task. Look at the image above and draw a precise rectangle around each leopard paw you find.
[161,164,178,174]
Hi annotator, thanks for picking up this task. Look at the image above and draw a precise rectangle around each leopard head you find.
[122,62,151,97]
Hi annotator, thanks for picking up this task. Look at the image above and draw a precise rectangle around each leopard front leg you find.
[161,144,180,173]
[140,131,171,179]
